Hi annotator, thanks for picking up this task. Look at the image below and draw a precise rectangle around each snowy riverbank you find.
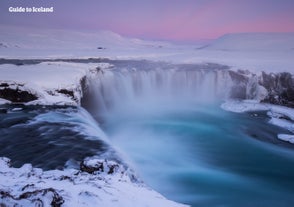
[0,157,187,207]
[0,61,113,105]
[221,100,294,144]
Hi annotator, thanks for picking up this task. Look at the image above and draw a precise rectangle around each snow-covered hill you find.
[201,33,294,51]
[0,25,170,50]
[188,32,294,72]
[1,26,293,72]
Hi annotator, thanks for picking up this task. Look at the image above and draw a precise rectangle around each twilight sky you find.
[0,0,294,41]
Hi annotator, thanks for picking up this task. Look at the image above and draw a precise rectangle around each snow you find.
[1,26,294,72]
[221,99,269,113]
[221,100,294,143]
[277,134,294,144]
[0,62,113,105]
[269,118,294,133]
[221,100,294,120]
[0,26,171,50]
[202,33,294,51]
[11,107,23,111]
[0,157,188,207]
[0,98,10,104]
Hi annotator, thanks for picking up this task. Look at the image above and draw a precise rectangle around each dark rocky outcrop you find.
[0,188,64,207]
[80,160,104,174]
[228,70,294,108]
[0,87,38,103]
[261,72,294,107]
[56,89,74,99]
[80,159,120,175]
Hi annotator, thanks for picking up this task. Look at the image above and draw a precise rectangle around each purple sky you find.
[0,0,294,41]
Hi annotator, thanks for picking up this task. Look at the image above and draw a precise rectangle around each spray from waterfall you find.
[86,65,233,120]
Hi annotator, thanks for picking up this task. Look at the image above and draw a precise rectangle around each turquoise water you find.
[103,104,294,207]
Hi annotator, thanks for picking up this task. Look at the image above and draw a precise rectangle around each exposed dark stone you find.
[59,175,72,181]
[0,88,38,103]
[56,89,74,99]
[80,160,120,175]
[0,83,9,87]
[0,188,64,207]
[0,108,7,113]
[80,160,104,174]
[21,184,35,191]
[107,163,119,174]
[96,66,104,73]
[260,72,294,108]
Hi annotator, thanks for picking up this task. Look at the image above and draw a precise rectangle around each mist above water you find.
[89,66,232,120]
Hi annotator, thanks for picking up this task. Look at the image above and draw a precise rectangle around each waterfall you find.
[85,65,234,119]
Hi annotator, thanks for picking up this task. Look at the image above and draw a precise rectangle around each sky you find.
[0,0,294,41]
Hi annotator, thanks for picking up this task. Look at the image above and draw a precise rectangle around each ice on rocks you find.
[0,157,188,207]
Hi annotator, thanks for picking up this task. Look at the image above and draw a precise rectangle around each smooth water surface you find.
[103,103,294,207]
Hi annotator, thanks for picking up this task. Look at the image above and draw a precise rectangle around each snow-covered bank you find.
[0,157,187,207]
[0,62,112,105]
[221,100,294,144]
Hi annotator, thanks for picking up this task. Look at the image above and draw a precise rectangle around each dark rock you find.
[0,188,64,207]
[56,89,74,99]
[21,184,35,191]
[80,160,104,174]
[107,163,119,174]
[0,88,38,103]
[260,72,294,108]
[0,108,7,113]
[0,83,9,87]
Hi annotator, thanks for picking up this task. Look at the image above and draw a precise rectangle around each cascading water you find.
[88,66,233,120]
[85,62,294,207]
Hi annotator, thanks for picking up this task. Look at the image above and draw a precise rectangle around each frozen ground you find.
[0,157,187,207]
[0,26,294,72]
